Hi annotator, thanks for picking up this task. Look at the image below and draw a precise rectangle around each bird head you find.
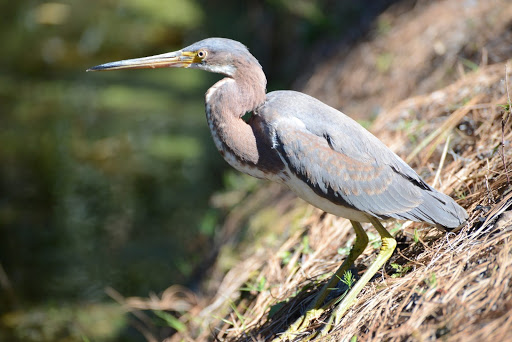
[87,38,261,78]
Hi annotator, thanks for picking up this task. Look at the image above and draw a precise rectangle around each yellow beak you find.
[87,51,198,72]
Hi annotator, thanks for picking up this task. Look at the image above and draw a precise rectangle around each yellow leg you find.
[275,217,397,341]
[274,220,369,341]
[327,216,397,329]
[311,220,369,307]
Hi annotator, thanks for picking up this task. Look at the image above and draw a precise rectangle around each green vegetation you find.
[1,304,126,342]
[340,270,356,289]
[390,263,411,278]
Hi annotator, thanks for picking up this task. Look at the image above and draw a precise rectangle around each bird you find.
[88,38,468,339]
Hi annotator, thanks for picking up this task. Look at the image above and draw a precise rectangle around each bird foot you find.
[273,297,353,341]
[272,267,355,340]
[272,308,326,341]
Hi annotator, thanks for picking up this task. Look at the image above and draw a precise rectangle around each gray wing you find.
[259,91,467,228]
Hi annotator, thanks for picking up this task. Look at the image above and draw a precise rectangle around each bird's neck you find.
[205,70,266,168]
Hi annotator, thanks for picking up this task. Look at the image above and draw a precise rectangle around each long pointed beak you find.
[86,50,197,72]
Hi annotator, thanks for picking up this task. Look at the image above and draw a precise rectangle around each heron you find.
[88,38,468,339]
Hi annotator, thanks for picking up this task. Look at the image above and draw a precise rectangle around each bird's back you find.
[255,90,467,229]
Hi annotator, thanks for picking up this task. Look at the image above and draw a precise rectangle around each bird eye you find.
[197,50,207,59]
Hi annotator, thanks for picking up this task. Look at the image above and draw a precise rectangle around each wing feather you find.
[257,90,467,228]
[258,91,439,218]
[273,120,422,218]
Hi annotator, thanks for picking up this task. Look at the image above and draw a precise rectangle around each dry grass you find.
[302,0,512,120]
[114,60,512,341]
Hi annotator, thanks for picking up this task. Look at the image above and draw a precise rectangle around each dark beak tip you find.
[86,65,106,72]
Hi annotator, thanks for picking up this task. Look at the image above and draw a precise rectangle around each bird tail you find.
[399,190,468,230]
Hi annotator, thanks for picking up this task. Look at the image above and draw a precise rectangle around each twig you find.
[473,191,512,237]
[500,64,511,184]
[485,159,495,205]
[406,94,483,163]
[106,286,158,342]
[433,134,451,188]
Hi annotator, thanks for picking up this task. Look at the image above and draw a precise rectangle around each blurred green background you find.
[0,0,396,340]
